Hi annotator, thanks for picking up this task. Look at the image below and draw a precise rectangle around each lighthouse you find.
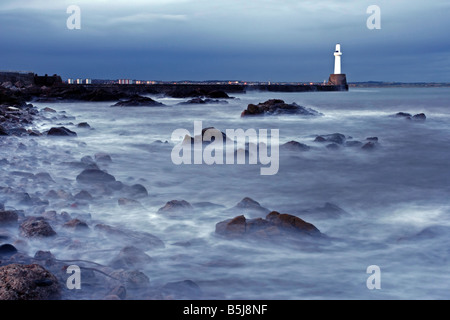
[328,43,348,90]
[334,44,342,74]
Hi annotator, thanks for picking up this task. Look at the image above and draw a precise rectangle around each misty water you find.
[2,87,450,299]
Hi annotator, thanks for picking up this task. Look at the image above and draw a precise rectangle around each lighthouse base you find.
[328,74,348,90]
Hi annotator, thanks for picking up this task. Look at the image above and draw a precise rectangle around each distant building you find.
[76,79,83,84]
[85,79,92,84]
[67,79,74,84]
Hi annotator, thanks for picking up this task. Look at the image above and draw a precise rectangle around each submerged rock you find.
[76,169,116,184]
[227,197,271,216]
[241,99,321,117]
[314,133,346,145]
[94,224,164,249]
[160,280,203,299]
[110,246,154,269]
[0,264,60,300]
[157,200,193,215]
[280,141,311,152]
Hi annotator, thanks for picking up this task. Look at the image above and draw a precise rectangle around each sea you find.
[3,87,450,299]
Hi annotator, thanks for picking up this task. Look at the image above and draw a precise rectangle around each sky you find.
[0,0,449,82]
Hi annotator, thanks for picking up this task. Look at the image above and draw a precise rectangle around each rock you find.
[393,112,412,118]
[178,97,228,105]
[362,141,376,151]
[63,219,89,231]
[123,184,148,198]
[112,95,165,107]
[76,169,116,184]
[34,172,54,182]
[47,127,77,137]
[216,211,322,240]
[161,280,202,299]
[74,190,93,201]
[241,99,321,117]
[0,203,4,210]
[345,141,363,147]
[77,122,91,128]
[366,137,379,142]
[33,250,55,261]
[0,210,19,225]
[314,133,346,145]
[0,244,18,257]
[412,113,426,121]
[42,107,56,113]
[206,90,230,99]
[19,217,56,238]
[297,202,348,220]
[94,152,112,163]
[265,211,321,236]
[280,141,311,152]
[0,125,9,136]
[118,198,142,208]
[228,197,270,216]
[157,200,193,215]
[326,143,340,150]
[110,246,153,269]
[94,224,165,249]
[0,264,60,300]
[109,270,150,289]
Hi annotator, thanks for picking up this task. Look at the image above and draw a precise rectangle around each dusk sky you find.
[1,0,449,82]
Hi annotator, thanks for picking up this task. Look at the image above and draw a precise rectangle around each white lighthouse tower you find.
[334,44,342,74]
[328,43,348,89]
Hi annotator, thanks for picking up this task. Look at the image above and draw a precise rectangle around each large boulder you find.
[0,264,61,300]
[241,99,321,117]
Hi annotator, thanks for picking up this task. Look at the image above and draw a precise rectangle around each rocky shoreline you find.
[0,83,428,300]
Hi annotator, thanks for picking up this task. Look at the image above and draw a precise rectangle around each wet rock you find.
[94,152,112,163]
[33,250,55,261]
[81,155,95,165]
[63,219,89,231]
[161,280,202,299]
[393,112,412,118]
[216,211,322,240]
[178,98,228,105]
[228,197,270,216]
[241,99,321,117]
[47,126,77,137]
[157,200,193,215]
[366,137,379,142]
[314,133,346,145]
[207,90,230,99]
[34,172,54,183]
[94,224,165,250]
[123,184,148,198]
[74,190,93,201]
[345,140,363,147]
[412,113,426,121]
[0,125,9,136]
[110,246,153,269]
[112,95,165,107]
[0,210,19,225]
[77,122,91,128]
[0,264,60,300]
[266,211,321,236]
[362,141,377,151]
[42,107,56,113]
[118,198,142,208]
[280,141,311,152]
[109,270,150,289]
[0,244,18,257]
[76,169,116,184]
[297,202,348,220]
[326,143,340,150]
[19,217,56,238]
